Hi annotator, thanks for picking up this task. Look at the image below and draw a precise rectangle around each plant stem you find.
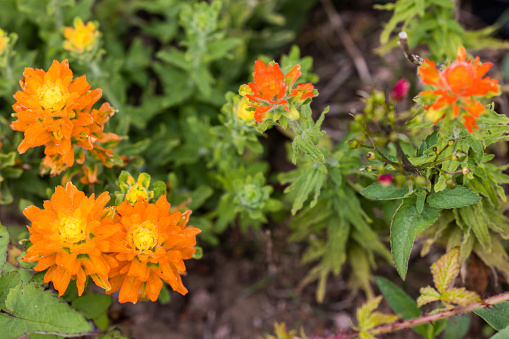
[364,132,399,167]
[319,291,509,339]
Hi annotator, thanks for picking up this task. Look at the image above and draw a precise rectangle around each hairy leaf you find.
[0,283,93,338]
[475,302,509,331]
[427,186,481,209]
[360,182,411,200]
[391,195,440,279]
[490,326,509,339]
[0,272,21,309]
[357,296,399,333]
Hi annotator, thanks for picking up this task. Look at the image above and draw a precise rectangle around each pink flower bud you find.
[391,78,410,102]
[378,173,393,187]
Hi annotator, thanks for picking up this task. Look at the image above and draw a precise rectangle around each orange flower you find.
[107,196,201,303]
[64,17,99,54]
[11,60,119,174]
[23,182,119,296]
[418,46,499,132]
[241,59,313,123]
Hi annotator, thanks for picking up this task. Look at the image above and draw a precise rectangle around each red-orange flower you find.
[107,196,201,303]
[23,182,119,296]
[241,59,314,123]
[418,46,499,132]
[11,60,120,174]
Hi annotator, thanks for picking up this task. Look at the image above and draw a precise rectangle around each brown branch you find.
[318,291,509,339]
[398,31,424,66]
[320,0,372,84]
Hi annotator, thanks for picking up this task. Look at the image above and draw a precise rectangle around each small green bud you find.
[365,165,373,173]
[348,139,360,149]
[462,167,471,175]
[366,152,376,160]
[415,176,428,188]
[349,120,363,132]
[389,132,399,141]
[394,174,406,187]
[446,178,457,189]
[448,140,455,146]
[453,151,467,162]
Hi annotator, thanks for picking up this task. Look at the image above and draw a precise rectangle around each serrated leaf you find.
[475,301,509,330]
[0,223,9,271]
[391,196,440,279]
[427,186,481,209]
[357,296,399,333]
[360,183,411,200]
[416,286,441,307]
[0,283,93,338]
[375,276,427,336]
[441,287,481,306]
[431,247,460,293]
[71,294,112,319]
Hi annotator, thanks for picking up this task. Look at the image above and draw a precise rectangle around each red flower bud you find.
[378,173,393,187]
[391,78,410,102]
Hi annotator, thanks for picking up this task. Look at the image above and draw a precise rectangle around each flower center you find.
[445,64,473,93]
[131,220,158,251]
[59,216,87,243]
[37,82,68,111]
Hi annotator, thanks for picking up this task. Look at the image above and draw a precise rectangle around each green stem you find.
[364,132,399,168]
[320,291,509,339]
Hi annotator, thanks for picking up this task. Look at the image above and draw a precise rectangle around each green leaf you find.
[291,129,325,164]
[375,276,427,336]
[416,191,426,214]
[101,329,129,339]
[443,316,471,339]
[459,204,491,251]
[427,186,481,209]
[0,223,9,271]
[158,284,171,304]
[431,247,460,293]
[391,196,440,279]
[475,301,509,330]
[0,272,21,309]
[0,283,93,338]
[71,294,112,319]
[416,286,441,307]
[490,326,509,339]
[282,164,328,215]
[360,183,411,200]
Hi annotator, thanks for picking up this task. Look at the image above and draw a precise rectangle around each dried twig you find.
[321,0,372,84]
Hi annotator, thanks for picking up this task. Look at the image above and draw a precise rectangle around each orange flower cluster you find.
[23,182,200,303]
[240,59,314,123]
[418,46,499,132]
[63,18,99,54]
[11,60,119,175]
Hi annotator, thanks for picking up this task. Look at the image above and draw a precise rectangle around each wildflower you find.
[418,46,499,132]
[0,29,8,55]
[23,182,119,296]
[240,59,314,123]
[391,78,410,102]
[11,60,119,174]
[64,17,99,54]
[107,196,201,303]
